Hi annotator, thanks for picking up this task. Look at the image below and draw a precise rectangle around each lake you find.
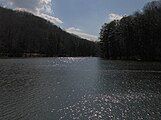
[0,57,161,120]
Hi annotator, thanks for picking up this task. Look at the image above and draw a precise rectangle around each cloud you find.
[108,13,123,22]
[0,0,63,25]
[37,12,63,24]
[66,27,98,41]
[67,27,82,32]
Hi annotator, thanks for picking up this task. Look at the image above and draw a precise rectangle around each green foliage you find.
[100,1,161,61]
[0,7,98,57]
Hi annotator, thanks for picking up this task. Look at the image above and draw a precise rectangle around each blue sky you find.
[1,0,152,40]
[54,0,152,40]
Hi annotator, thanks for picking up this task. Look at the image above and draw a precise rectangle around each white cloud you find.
[0,0,63,25]
[38,13,63,24]
[66,27,98,41]
[67,27,82,32]
[108,13,123,22]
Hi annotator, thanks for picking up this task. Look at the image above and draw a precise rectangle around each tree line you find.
[0,7,98,57]
[100,1,161,61]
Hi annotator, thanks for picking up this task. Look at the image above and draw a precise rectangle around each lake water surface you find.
[0,57,161,120]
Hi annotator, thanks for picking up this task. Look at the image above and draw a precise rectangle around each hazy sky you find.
[0,0,152,40]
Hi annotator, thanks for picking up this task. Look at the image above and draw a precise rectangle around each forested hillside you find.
[0,7,98,57]
[100,1,161,61]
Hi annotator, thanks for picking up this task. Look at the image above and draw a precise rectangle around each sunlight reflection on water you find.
[0,57,161,120]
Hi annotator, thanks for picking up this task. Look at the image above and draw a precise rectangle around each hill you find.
[0,7,98,57]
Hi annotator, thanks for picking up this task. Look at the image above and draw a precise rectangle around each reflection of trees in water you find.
[96,60,161,94]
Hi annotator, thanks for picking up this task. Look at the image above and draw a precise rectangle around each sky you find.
[0,0,153,41]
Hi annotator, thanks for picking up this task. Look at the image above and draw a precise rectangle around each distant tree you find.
[100,0,161,61]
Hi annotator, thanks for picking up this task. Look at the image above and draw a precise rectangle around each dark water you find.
[0,57,161,120]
